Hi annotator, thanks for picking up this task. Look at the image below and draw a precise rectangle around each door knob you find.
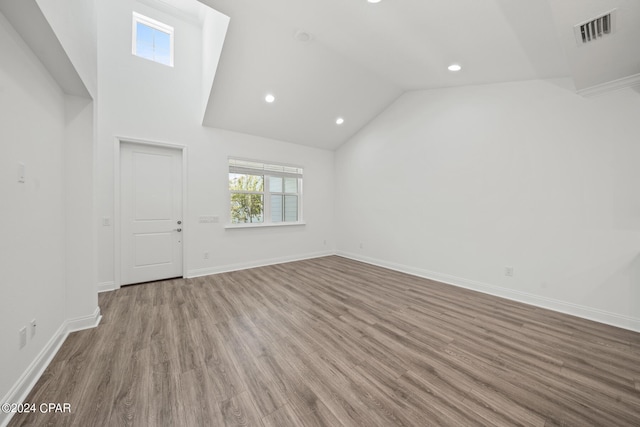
[174,228,182,232]
[177,220,182,224]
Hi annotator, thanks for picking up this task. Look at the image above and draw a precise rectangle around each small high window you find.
[132,12,174,67]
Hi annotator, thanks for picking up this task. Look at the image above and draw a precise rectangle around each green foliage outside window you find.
[230,174,264,223]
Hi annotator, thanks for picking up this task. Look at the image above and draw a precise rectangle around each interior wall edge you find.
[98,281,116,293]
[335,251,640,333]
[66,307,102,333]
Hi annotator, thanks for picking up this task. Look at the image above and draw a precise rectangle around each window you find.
[229,159,303,226]
[132,12,174,67]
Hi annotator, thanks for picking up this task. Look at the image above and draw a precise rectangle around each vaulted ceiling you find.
[5,0,637,151]
[201,0,639,150]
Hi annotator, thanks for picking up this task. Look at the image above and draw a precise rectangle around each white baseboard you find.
[336,251,640,333]
[67,307,102,333]
[97,281,115,293]
[0,323,67,427]
[0,307,102,427]
[187,250,335,278]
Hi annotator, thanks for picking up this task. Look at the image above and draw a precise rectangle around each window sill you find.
[225,222,306,230]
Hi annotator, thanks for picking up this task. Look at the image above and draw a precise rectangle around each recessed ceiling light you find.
[265,94,275,103]
[336,117,345,125]
[368,0,382,3]
[448,64,462,72]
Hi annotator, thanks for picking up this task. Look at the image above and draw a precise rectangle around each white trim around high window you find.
[132,12,174,67]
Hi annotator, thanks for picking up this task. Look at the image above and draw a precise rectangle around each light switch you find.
[17,162,25,183]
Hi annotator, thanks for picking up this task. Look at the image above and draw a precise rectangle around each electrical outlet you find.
[359,243,363,249]
[204,251,209,259]
[505,266,514,277]
[19,327,27,349]
[30,319,37,338]
[102,217,111,226]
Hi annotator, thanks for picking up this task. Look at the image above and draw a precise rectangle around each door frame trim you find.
[114,137,188,289]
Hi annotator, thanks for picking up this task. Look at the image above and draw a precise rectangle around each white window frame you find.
[227,158,304,228]
[132,12,175,67]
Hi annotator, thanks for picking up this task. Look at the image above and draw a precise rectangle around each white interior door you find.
[120,142,183,285]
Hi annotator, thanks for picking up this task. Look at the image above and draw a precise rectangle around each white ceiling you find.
[198,0,638,150]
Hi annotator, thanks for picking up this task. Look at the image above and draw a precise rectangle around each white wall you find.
[0,8,99,420]
[335,79,640,331]
[0,8,67,406]
[35,0,97,98]
[64,95,98,321]
[201,7,229,122]
[97,0,335,287]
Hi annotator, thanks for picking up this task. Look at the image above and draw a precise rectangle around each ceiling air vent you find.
[574,10,616,45]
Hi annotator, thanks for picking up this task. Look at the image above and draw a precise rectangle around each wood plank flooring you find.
[8,256,640,426]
